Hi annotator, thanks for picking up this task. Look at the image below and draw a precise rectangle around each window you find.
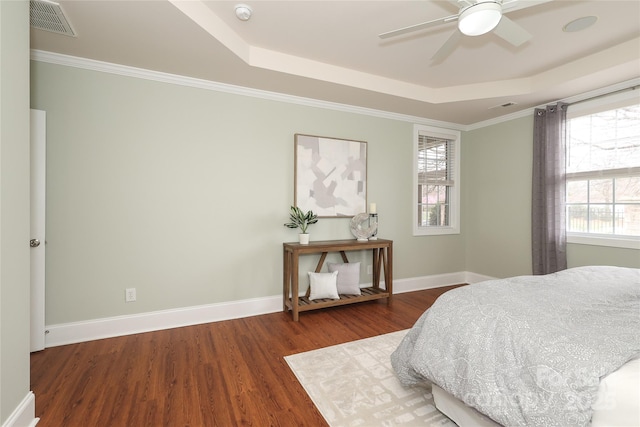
[413,125,460,236]
[566,91,640,248]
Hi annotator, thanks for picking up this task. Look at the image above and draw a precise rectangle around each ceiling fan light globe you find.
[458,2,502,36]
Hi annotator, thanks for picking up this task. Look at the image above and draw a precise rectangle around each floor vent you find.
[30,0,76,37]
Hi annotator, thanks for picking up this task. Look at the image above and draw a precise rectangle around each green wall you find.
[1,0,32,423]
[30,58,638,327]
[568,243,640,267]
[463,116,535,278]
[30,61,466,325]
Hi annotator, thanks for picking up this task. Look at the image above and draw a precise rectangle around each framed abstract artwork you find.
[294,134,367,217]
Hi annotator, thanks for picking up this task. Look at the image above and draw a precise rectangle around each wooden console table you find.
[283,239,393,321]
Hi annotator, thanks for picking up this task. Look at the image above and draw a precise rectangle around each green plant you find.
[284,206,318,234]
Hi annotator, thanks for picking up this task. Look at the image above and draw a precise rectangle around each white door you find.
[30,109,46,352]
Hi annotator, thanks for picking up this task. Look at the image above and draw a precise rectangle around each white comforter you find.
[391,266,640,426]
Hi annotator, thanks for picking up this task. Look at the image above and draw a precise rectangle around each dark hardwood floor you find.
[31,285,462,426]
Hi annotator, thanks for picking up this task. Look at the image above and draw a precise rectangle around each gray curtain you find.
[532,102,568,275]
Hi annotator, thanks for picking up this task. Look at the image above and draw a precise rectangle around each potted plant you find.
[284,206,318,244]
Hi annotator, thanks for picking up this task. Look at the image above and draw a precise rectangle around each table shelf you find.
[283,239,393,321]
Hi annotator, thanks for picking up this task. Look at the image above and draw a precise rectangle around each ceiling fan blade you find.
[493,15,532,47]
[431,30,462,63]
[447,0,472,8]
[502,0,553,14]
[379,14,458,39]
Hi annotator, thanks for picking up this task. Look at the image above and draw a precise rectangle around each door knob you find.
[30,239,40,248]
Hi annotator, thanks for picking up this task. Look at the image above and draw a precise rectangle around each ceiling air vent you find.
[30,0,76,37]
[488,101,518,110]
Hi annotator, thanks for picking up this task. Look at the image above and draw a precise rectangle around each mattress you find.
[433,357,640,426]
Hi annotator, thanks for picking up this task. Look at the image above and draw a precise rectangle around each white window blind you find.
[417,135,455,186]
[413,125,460,235]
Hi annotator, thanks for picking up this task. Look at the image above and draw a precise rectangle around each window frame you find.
[565,90,640,249]
[413,124,461,236]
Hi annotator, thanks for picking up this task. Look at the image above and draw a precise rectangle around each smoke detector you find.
[30,0,76,37]
[235,4,252,21]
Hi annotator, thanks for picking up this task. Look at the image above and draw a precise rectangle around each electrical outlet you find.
[125,288,136,302]
[367,265,373,275]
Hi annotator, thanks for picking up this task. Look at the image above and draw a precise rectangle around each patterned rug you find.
[284,330,456,427]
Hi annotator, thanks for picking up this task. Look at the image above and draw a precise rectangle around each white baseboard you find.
[45,295,283,348]
[464,271,497,284]
[393,271,496,293]
[1,392,38,427]
[394,271,464,293]
[45,271,495,347]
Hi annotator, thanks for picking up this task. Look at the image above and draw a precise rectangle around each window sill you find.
[567,234,640,250]
[414,226,460,236]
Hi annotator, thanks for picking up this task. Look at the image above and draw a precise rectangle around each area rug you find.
[284,330,456,427]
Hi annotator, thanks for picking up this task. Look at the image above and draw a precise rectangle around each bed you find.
[391,266,640,427]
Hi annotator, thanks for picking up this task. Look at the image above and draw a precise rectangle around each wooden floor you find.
[31,285,462,427]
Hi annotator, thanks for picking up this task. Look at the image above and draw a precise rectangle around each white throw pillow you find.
[308,271,339,300]
[327,262,361,295]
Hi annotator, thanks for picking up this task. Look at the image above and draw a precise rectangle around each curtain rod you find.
[566,84,639,107]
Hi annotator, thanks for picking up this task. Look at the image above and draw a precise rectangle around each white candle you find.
[370,203,377,214]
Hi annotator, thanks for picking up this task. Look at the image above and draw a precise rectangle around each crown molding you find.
[32,50,636,133]
[465,108,534,131]
[30,49,468,131]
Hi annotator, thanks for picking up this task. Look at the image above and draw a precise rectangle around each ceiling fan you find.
[379,0,550,62]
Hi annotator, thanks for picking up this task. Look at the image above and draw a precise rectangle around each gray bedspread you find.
[391,266,640,426]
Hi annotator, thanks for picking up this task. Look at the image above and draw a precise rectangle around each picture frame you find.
[294,133,367,217]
